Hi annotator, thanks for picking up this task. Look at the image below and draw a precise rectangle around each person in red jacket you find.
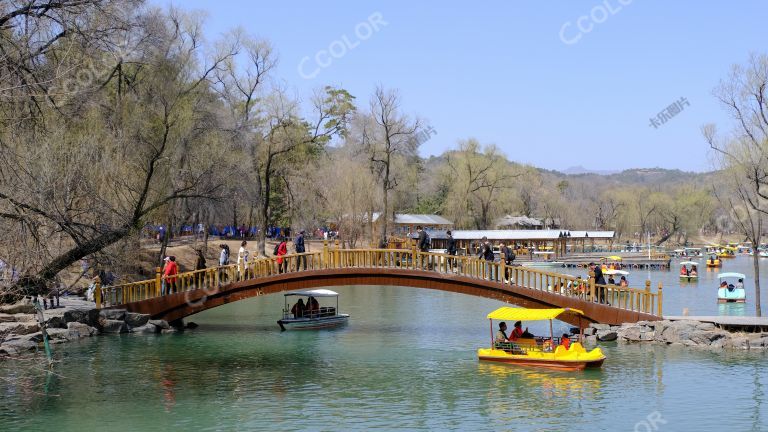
[163,256,179,294]
[276,239,288,273]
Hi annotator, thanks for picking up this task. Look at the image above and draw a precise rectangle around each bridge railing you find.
[96,241,662,316]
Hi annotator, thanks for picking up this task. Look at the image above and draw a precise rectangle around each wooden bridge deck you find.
[96,245,663,325]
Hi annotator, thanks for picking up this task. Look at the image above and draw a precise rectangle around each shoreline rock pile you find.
[0,298,179,357]
[585,319,768,350]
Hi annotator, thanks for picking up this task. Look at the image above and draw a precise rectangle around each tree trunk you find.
[258,156,274,257]
[4,225,133,301]
[159,219,172,264]
[232,200,238,233]
[379,160,389,243]
[753,253,762,317]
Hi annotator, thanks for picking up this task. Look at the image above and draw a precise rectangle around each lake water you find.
[1,256,767,431]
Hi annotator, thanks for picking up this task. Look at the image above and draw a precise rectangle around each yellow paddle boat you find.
[477,307,605,371]
[717,247,736,258]
[705,256,721,268]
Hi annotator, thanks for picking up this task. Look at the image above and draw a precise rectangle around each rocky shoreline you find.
[585,319,768,350]
[0,298,183,357]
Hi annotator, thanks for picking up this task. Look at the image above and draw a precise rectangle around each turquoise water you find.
[2,277,768,431]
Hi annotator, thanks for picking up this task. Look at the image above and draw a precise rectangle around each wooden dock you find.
[665,316,768,332]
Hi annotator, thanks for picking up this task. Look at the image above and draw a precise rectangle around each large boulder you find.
[660,321,698,344]
[1,337,37,352]
[596,330,618,342]
[131,323,159,334]
[0,321,39,336]
[15,313,36,322]
[726,336,750,350]
[689,330,727,346]
[618,325,654,342]
[67,322,97,339]
[591,323,611,331]
[124,312,150,328]
[695,322,717,331]
[0,298,35,314]
[63,310,88,324]
[149,319,170,330]
[0,345,19,356]
[45,315,67,329]
[101,319,127,334]
[46,328,71,341]
[99,309,126,321]
[747,335,766,349]
[0,313,16,323]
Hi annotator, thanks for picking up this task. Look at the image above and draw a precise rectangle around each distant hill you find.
[561,166,620,176]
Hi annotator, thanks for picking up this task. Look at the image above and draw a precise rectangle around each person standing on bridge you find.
[238,241,249,280]
[446,230,457,272]
[478,236,495,281]
[163,256,178,295]
[294,230,306,271]
[276,238,288,273]
[589,262,607,304]
[218,244,230,284]
[416,226,430,269]
[195,249,207,288]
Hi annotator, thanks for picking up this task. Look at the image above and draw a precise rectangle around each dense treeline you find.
[0,1,761,303]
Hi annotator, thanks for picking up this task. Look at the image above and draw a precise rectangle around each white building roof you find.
[452,230,566,240]
[568,231,615,239]
[371,213,453,225]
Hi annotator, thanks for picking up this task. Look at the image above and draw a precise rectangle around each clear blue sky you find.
[153,1,768,172]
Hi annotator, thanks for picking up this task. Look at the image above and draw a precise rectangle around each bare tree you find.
[0,6,236,301]
[362,86,422,243]
[704,53,768,317]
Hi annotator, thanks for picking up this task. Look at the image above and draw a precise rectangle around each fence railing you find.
[96,241,662,316]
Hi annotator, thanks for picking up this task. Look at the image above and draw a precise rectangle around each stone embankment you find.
[585,319,768,350]
[0,298,182,357]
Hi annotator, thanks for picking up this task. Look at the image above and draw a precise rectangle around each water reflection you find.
[477,362,603,398]
[719,302,748,316]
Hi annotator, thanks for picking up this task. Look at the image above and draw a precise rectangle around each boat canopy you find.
[486,307,584,321]
[680,261,698,266]
[602,269,629,276]
[717,273,746,279]
[603,255,622,261]
[284,289,339,297]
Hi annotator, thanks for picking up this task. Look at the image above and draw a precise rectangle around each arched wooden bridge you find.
[97,245,663,326]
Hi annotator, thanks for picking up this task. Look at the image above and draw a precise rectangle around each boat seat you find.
[494,342,526,355]
[569,342,587,353]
